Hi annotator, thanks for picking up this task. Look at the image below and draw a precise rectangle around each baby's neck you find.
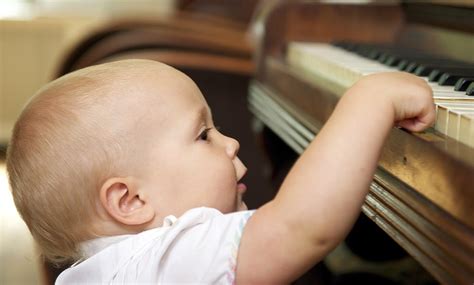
[83,214,179,258]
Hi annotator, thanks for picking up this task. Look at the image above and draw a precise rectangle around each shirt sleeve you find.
[156,208,255,284]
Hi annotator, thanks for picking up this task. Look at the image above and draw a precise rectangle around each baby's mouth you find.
[236,166,247,195]
[237,182,247,194]
[236,188,248,211]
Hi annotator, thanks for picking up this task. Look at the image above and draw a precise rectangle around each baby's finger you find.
[398,108,435,132]
[398,119,426,132]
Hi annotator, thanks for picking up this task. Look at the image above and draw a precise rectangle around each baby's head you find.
[6,59,248,264]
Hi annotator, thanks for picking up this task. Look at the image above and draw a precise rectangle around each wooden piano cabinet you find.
[252,1,404,80]
[249,1,474,284]
[55,13,253,77]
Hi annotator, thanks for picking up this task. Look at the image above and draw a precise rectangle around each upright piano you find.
[248,1,473,284]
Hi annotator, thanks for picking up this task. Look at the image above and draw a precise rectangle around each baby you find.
[6,59,435,284]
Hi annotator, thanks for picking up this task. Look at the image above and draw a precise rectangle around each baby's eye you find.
[198,128,212,141]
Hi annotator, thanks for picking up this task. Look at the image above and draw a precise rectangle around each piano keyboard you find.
[287,43,474,147]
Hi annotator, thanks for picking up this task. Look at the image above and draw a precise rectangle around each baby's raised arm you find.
[235,72,435,284]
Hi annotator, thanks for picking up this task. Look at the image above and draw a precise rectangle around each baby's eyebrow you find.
[190,106,213,133]
[206,107,213,122]
[196,106,213,123]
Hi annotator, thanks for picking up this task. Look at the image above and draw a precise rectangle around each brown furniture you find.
[55,12,254,76]
[248,1,473,284]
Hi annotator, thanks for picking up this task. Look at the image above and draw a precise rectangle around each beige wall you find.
[0,3,176,284]
[0,0,176,144]
[0,17,104,143]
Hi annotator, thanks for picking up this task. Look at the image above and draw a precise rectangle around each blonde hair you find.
[6,60,157,265]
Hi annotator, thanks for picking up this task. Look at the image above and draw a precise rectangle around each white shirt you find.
[56,207,255,284]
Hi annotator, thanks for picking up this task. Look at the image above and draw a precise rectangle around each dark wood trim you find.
[252,1,404,80]
[403,2,474,33]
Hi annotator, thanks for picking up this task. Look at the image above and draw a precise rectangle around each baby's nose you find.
[225,137,240,159]
[234,157,247,181]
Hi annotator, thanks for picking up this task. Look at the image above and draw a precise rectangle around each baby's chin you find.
[236,183,247,211]
[237,200,248,211]
[235,193,249,212]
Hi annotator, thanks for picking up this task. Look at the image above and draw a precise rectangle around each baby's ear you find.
[99,177,155,226]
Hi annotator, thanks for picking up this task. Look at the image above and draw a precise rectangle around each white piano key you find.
[459,113,474,146]
[287,42,474,147]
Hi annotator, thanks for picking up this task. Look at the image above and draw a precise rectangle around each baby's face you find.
[126,66,248,219]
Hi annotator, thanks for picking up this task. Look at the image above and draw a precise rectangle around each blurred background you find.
[0,0,260,144]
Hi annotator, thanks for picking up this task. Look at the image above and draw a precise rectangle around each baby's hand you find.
[351,72,436,132]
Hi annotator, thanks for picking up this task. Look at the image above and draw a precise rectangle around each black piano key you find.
[438,70,474,86]
[367,49,383,60]
[400,58,465,73]
[370,47,407,64]
[429,69,444,82]
[366,46,402,61]
[396,59,415,71]
[429,67,474,82]
[405,62,419,73]
[415,65,434,76]
[332,42,474,90]
[454,77,474,91]
[385,56,403,67]
[343,44,468,78]
[352,44,390,60]
[397,59,419,70]
[334,42,396,62]
[416,60,469,74]
[377,49,427,67]
[353,46,375,58]
[395,56,452,71]
[387,54,424,68]
[414,62,471,76]
[348,45,427,69]
[377,53,390,63]
[466,82,474,96]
